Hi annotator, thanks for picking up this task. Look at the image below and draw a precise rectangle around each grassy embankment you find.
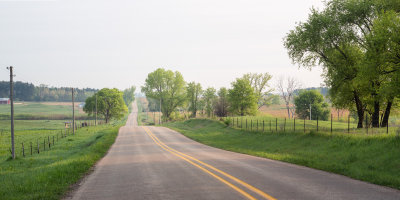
[164,119,400,189]
[0,117,125,199]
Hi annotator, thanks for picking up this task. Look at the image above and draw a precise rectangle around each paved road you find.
[68,102,400,200]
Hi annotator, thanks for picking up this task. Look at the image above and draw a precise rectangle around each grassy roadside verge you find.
[0,122,124,200]
[164,119,400,190]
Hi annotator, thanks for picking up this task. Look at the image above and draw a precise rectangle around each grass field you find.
[0,102,88,120]
[226,115,399,135]
[0,119,124,200]
[164,119,400,190]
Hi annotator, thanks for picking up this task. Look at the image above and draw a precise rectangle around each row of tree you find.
[141,68,281,120]
[284,0,400,128]
[0,81,97,102]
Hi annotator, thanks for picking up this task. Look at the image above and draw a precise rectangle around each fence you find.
[0,120,106,159]
[222,114,396,135]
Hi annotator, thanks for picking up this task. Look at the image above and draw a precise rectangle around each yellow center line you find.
[143,126,277,200]
[142,127,257,200]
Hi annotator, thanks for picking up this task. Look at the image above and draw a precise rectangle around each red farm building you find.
[0,98,10,104]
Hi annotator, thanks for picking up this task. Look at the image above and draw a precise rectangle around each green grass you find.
[228,115,396,135]
[0,119,100,158]
[0,119,124,200]
[164,119,400,190]
[0,102,88,120]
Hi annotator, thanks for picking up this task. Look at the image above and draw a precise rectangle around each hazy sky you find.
[0,0,325,91]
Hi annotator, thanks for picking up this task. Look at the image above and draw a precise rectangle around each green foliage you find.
[284,0,400,128]
[141,68,186,120]
[0,81,97,102]
[123,86,136,106]
[228,78,257,116]
[214,87,229,117]
[295,90,330,120]
[186,82,203,117]
[84,88,128,123]
[203,87,217,117]
[242,73,273,108]
[0,124,121,200]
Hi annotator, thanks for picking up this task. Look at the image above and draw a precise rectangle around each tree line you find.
[284,0,400,128]
[0,81,97,102]
[141,68,281,121]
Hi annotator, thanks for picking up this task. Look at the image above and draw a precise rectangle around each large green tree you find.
[203,87,217,117]
[228,78,257,116]
[284,0,400,128]
[84,88,128,123]
[242,72,273,109]
[141,68,186,120]
[294,90,330,121]
[186,82,203,117]
[214,87,229,117]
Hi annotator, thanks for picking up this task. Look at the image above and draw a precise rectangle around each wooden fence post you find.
[284,118,286,132]
[275,118,278,132]
[37,139,40,154]
[366,114,368,134]
[48,136,51,149]
[348,115,350,134]
[331,114,333,134]
[263,120,265,132]
[270,120,272,132]
[387,120,389,134]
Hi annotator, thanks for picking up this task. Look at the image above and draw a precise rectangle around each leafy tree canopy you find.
[141,68,186,120]
[84,88,128,123]
[295,90,330,121]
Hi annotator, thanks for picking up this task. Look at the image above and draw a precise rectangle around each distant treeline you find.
[295,87,329,97]
[0,81,98,102]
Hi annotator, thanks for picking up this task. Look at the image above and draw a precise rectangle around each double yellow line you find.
[142,127,276,200]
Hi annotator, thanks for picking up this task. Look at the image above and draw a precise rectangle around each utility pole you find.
[159,98,162,124]
[72,88,75,135]
[95,94,97,126]
[7,66,15,159]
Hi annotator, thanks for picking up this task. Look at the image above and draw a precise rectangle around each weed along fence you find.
[0,120,106,159]
[223,115,396,135]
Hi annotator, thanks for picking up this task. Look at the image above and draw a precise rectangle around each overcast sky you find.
[0,0,325,91]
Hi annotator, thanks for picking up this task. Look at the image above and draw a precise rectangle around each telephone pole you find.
[95,94,97,126]
[159,98,162,124]
[7,66,15,159]
[72,88,75,135]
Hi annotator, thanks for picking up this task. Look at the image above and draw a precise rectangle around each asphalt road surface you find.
[68,102,400,200]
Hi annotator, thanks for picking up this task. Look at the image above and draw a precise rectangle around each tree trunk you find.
[286,103,291,119]
[381,100,393,127]
[371,101,380,127]
[354,91,364,128]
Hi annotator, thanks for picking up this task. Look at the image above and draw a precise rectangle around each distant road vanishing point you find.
[67,101,400,200]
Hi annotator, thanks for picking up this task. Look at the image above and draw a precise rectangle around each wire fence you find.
[0,120,106,159]
[221,115,399,136]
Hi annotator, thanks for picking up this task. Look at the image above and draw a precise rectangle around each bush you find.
[223,118,231,126]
